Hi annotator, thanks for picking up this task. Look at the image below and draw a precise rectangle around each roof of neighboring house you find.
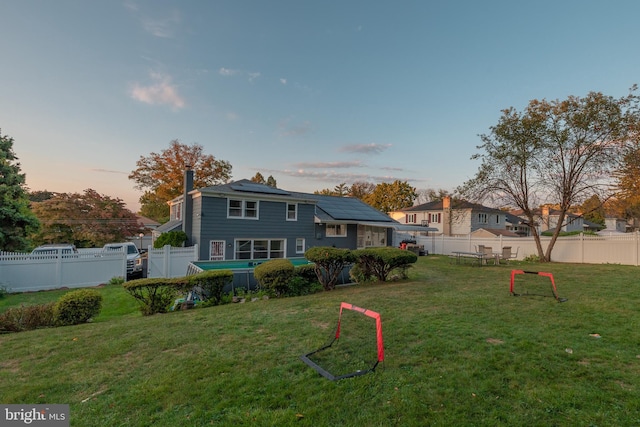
[582,219,605,230]
[153,219,182,234]
[136,214,161,228]
[400,200,504,214]
[505,212,530,226]
[470,227,521,237]
[511,208,580,218]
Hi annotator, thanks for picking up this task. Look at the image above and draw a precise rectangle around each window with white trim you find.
[406,214,417,223]
[326,224,347,237]
[430,213,441,223]
[296,238,305,254]
[228,199,259,219]
[287,203,297,221]
[235,239,285,259]
[478,213,488,224]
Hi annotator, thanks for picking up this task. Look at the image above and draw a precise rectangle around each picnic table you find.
[451,250,502,266]
[451,251,486,266]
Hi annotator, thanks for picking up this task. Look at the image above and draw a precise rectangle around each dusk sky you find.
[2,1,640,211]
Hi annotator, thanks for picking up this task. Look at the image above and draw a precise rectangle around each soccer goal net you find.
[510,270,567,302]
[300,302,384,381]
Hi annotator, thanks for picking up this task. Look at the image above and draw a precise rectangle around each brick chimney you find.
[182,166,194,244]
[443,196,451,236]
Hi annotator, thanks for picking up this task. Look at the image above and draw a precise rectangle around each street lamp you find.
[138,233,144,251]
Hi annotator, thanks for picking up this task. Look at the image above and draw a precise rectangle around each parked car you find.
[30,244,78,257]
[102,242,143,278]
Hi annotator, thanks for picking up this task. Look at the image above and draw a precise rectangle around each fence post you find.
[56,253,62,288]
[633,230,640,267]
[193,244,199,261]
[163,245,171,278]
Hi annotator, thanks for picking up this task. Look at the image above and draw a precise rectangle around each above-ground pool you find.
[191,257,312,272]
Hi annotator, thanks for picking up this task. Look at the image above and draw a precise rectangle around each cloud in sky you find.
[130,72,185,109]
[293,161,363,169]
[278,117,312,137]
[219,67,240,76]
[219,68,261,83]
[273,168,423,185]
[280,78,287,85]
[340,143,392,154]
[91,168,127,175]
[125,3,181,38]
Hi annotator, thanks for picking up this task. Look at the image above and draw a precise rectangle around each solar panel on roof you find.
[314,196,392,222]
[229,182,290,195]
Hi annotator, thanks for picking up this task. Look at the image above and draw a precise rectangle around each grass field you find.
[1,256,639,426]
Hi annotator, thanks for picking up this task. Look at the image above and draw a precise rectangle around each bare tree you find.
[459,87,640,261]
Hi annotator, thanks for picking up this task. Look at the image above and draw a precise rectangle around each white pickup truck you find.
[102,242,143,278]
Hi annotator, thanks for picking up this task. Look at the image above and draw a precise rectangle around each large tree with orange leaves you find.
[129,140,232,222]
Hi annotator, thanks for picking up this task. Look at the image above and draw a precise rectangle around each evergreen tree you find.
[0,129,40,251]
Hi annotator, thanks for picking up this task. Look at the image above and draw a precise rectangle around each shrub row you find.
[0,289,103,333]
[305,246,418,289]
[124,270,234,315]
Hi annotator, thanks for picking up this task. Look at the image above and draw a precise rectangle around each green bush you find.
[190,270,233,306]
[352,247,418,282]
[108,276,125,286]
[254,259,295,297]
[0,302,56,333]
[0,285,8,299]
[153,231,188,249]
[53,289,103,326]
[304,247,355,290]
[349,263,374,284]
[124,277,188,315]
[294,264,316,283]
[287,275,323,296]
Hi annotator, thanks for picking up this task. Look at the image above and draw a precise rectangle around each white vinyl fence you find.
[0,245,200,293]
[147,245,199,279]
[401,232,640,266]
[0,249,127,293]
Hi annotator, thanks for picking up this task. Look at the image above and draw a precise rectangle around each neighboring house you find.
[505,212,532,236]
[509,206,598,234]
[582,218,604,233]
[136,215,160,231]
[155,171,435,261]
[389,196,509,236]
[604,217,629,233]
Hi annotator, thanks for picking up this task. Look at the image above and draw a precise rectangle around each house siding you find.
[195,196,316,260]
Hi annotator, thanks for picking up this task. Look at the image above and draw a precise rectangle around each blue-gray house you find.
[153,170,433,261]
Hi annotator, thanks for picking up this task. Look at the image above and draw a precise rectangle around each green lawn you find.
[1,257,639,426]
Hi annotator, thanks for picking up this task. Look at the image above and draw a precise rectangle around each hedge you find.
[189,270,233,306]
[54,289,103,326]
[124,277,190,315]
[254,259,295,297]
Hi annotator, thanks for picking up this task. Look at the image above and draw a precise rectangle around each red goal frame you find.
[300,302,385,381]
[510,270,567,302]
